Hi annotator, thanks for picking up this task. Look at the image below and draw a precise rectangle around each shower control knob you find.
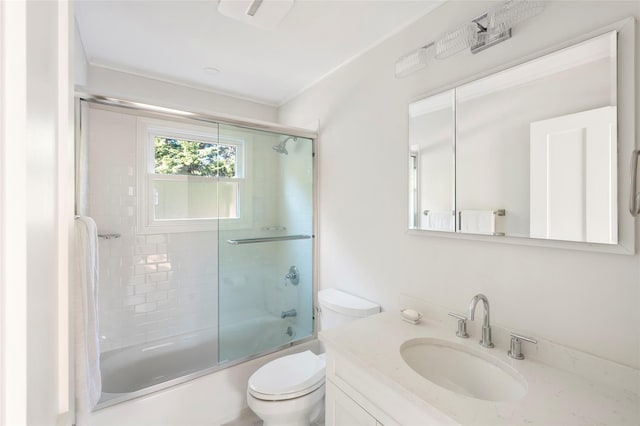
[285,265,299,286]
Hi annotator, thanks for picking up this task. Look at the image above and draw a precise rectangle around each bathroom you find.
[0,0,639,425]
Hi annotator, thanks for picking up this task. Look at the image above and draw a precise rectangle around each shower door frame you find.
[75,92,320,409]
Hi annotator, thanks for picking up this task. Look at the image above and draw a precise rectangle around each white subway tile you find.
[156,281,170,291]
[135,264,157,275]
[146,234,166,244]
[147,253,168,263]
[135,283,156,294]
[148,271,168,282]
[146,291,167,303]
[128,275,145,285]
[135,302,157,314]
[157,262,172,272]
[136,244,157,255]
[124,295,145,306]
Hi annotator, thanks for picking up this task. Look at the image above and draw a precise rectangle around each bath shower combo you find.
[75,95,316,413]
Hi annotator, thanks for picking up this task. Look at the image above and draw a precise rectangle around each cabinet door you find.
[325,380,378,426]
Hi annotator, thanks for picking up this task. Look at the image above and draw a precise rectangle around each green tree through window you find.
[154,137,236,177]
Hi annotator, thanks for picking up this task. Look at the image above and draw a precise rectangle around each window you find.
[137,118,247,233]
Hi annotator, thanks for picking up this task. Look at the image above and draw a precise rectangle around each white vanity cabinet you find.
[323,345,455,426]
[325,381,380,426]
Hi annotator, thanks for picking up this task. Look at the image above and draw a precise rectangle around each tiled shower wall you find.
[88,106,218,352]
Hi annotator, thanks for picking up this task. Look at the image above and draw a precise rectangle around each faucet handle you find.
[508,333,537,360]
[448,312,469,338]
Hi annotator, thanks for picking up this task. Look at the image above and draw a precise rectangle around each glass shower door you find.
[217,124,314,363]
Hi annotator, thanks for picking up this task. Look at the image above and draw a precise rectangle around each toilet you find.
[246,288,380,426]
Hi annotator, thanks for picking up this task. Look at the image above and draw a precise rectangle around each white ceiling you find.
[75,0,443,106]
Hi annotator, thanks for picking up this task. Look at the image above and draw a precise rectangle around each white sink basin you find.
[400,338,527,401]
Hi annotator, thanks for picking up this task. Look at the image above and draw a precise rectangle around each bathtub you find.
[96,314,311,413]
[100,328,218,397]
[88,339,320,426]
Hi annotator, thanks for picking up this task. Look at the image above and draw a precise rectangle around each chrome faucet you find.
[467,294,494,348]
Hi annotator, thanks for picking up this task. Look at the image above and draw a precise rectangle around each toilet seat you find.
[248,350,325,401]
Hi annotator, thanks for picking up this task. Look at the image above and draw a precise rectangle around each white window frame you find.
[137,117,251,234]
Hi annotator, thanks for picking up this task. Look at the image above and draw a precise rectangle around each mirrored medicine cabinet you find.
[408,18,636,254]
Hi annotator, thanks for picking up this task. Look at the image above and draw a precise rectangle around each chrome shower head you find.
[272,136,297,155]
[272,142,288,155]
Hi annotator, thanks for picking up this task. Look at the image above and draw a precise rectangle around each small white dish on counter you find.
[400,308,423,324]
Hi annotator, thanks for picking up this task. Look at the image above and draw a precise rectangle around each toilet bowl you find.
[246,289,380,426]
[247,350,326,426]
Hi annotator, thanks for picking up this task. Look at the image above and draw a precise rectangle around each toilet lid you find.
[248,350,325,401]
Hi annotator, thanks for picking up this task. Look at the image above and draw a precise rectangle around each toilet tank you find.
[317,288,380,330]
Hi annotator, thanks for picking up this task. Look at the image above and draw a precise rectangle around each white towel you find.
[459,210,496,235]
[74,217,102,425]
[421,210,454,231]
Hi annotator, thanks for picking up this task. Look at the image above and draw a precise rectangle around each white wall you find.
[279,1,640,368]
[74,20,88,86]
[0,2,28,424]
[1,1,73,425]
[83,65,278,123]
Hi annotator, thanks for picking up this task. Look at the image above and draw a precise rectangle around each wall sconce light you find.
[395,0,544,78]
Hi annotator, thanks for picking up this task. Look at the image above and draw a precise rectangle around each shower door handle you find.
[630,149,640,217]
[227,234,312,245]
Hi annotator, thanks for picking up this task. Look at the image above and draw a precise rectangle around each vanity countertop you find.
[320,311,640,426]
